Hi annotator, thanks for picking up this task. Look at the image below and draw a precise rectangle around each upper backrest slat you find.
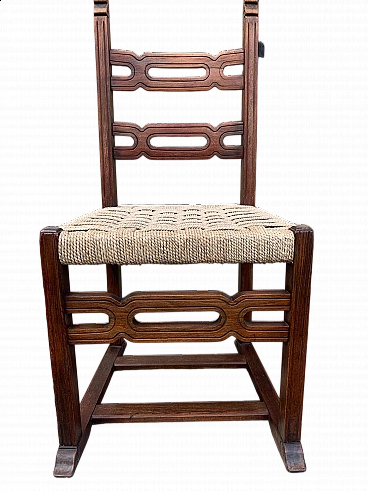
[94,0,259,207]
[110,49,245,92]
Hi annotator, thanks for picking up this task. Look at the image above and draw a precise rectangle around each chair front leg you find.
[280,225,313,441]
[40,227,82,476]
[276,225,313,471]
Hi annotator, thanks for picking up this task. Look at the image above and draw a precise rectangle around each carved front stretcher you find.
[66,290,291,344]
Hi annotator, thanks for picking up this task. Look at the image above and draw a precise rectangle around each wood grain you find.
[53,446,79,481]
[40,227,82,447]
[238,263,253,322]
[94,1,121,297]
[241,8,259,205]
[113,121,243,160]
[105,264,123,346]
[80,340,127,430]
[66,290,291,344]
[239,263,253,292]
[269,422,307,472]
[114,353,248,371]
[110,49,244,91]
[279,225,314,442]
[235,341,280,427]
[54,340,126,477]
[92,401,268,423]
[94,5,117,208]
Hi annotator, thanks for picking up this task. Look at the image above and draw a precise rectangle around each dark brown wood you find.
[114,353,248,371]
[53,446,79,481]
[40,227,82,477]
[106,264,121,296]
[65,290,291,344]
[239,264,253,292]
[269,422,307,472]
[235,340,307,472]
[110,49,244,91]
[279,225,313,442]
[106,263,122,346]
[241,1,259,205]
[94,1,121,299]
[113,121,244,160]
[53,340,127,477]
[80,340,127,430]
[235,341,280,426]
[92,401,268,424]
[94,0,117,208]
[238,263,253,322]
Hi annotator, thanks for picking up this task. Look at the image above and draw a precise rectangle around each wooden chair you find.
[40,0,313,477]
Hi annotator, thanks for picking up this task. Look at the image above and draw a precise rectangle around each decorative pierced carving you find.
[110,49,244,91]
[66,290,291,344]
[113,121,244,160]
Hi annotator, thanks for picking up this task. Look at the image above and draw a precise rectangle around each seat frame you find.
[40,0,313,477]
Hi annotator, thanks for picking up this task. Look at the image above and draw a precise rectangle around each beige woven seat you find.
[59,204,295,265]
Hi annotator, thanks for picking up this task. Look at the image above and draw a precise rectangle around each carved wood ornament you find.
[110,49,245,91]
[66,290,291,344]
[113,122,244,160]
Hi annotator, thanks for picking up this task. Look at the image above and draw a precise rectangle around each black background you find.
[28,0,324,488]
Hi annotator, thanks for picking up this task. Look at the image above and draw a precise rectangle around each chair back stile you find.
[241,1,259,206]
[94,0,117,208]
[93,0,260,208]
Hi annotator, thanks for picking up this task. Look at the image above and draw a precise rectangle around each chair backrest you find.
[93,0,259,208]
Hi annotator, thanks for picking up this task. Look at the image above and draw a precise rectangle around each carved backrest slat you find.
[93,0,260,206]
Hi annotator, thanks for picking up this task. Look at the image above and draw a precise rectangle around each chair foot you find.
[54,446,79,478]
[282,442,306,473]
[269,422,306,472]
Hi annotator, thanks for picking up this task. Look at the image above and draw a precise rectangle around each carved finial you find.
[94,0,109,16]
[243,0,259,15]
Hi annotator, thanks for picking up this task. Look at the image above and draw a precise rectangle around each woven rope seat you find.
[59,205,295,265]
